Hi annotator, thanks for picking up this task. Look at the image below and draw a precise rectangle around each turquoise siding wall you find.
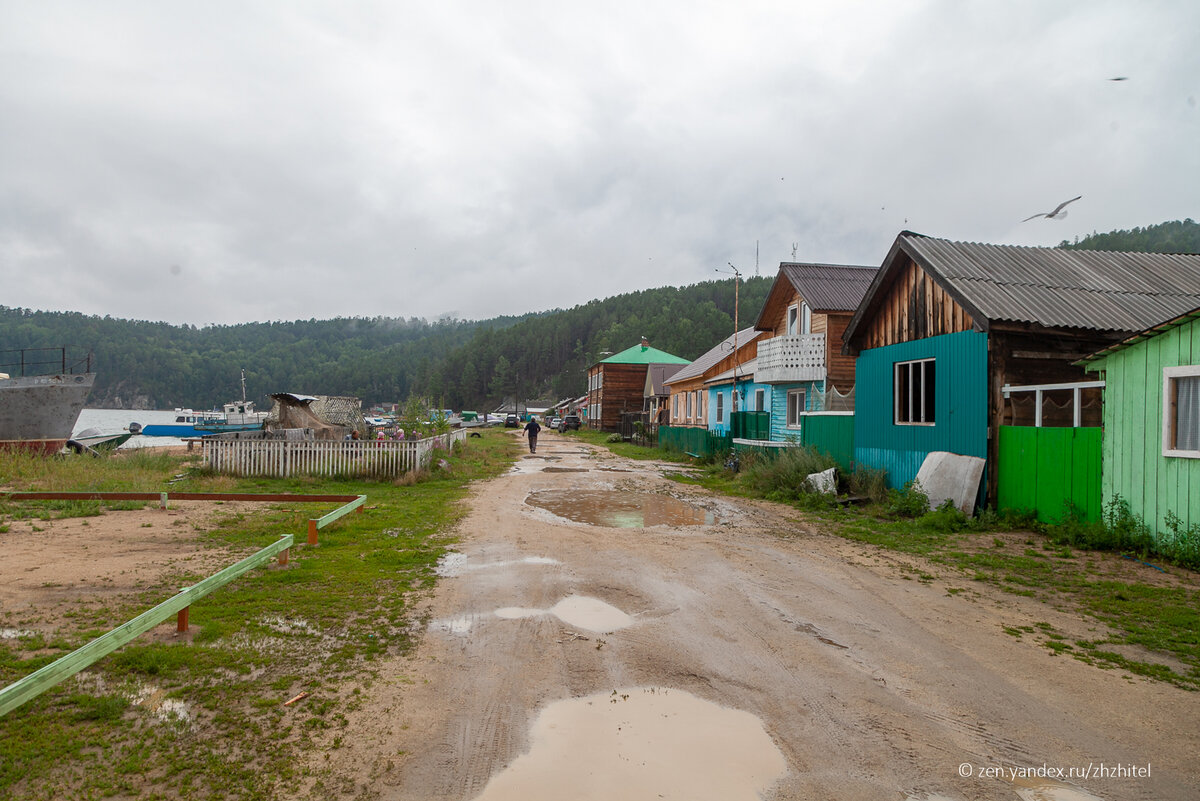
[1091,317,1200,537]
[709,380,771,435]
[853,330,988,489]
[767,381,821,442]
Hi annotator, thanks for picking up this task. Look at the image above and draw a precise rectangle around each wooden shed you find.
[842,232,1200,507]
[1081,308,1200,538]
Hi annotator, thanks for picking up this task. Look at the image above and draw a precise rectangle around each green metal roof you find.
[600,342,690,365]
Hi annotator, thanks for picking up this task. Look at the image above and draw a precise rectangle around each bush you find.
[917,499,970,532]
[885,480,930,518]
[846,464,889,503]
[740,445,837,501]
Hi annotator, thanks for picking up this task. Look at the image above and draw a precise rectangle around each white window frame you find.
[755,388,765,412]
[672,394,679,422]
[895,358,936,425]
[1163,365,1200,458]
[800,302,811,334]
[716,391,724,423]
[686,391,693,421]
[786,389,806,428]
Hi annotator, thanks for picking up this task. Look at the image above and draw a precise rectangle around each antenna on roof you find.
[755,240,759,276]
[791,242,798,260]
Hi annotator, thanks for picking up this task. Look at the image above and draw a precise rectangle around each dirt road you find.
[324,432,1200,801]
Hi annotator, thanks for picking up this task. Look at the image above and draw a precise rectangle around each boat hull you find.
[0,373,95,454]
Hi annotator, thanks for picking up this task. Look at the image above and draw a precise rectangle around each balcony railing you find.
[754,333,826,384]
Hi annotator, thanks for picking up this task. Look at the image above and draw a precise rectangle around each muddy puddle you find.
[526,490,715,528]
[495,595,634,632]
[471,687,786,801]
[435,552,559,577]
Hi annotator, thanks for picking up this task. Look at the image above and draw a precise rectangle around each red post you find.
[307,520,318,545]
[278,548,289,566]
[177,606,189,633]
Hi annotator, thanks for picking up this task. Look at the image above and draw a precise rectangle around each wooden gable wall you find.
[857,256,974,351]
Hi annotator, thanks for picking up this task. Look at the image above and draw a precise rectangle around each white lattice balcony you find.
[754,333,826,384]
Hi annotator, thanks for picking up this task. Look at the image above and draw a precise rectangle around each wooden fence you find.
[202,429,468,478]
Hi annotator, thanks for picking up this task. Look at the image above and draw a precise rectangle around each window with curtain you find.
[1165,367,1200,456]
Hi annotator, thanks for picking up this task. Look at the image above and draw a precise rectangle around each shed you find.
[842,232,1200,506]
[1080,307,1200,538]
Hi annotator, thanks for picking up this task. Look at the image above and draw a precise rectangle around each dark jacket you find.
[523,419,541,436]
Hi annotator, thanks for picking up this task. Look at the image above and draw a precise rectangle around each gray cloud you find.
[2,0,1197,325]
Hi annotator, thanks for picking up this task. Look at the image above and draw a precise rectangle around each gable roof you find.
[665,327,761,385]
[599,341,690,366]
[1081,306,1200,365]
[844,231,1200,346]
[754,262,876,330]
[645,363,686,396]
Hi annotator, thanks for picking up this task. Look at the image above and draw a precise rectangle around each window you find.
[755,388,765,412]
[686,391,693,421]
[786,389,806,428]
[786,304,798,335]
[895,359,936,425]
[716,391,724,423]
[1164,366,1200,457]
[800,302,811,334]
[672,394,679,422]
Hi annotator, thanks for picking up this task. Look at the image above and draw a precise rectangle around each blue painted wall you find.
[853,330,988,488]
[767,381,822,442]
[709,380,771,434]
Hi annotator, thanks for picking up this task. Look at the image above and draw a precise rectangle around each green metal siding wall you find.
[731,411,770,440]
[803,414,854,469]
[853,330,988,489]
[659,425,732,457]
[997,426,1101,522]
[1093,317,1200,536]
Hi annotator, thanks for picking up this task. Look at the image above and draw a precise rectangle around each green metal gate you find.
[997,426,1101,523]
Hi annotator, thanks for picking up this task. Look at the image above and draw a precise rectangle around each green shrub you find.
[846,464,889,503]
[740,445,836,501]
[917,499,970,532]
[885,480,930,518]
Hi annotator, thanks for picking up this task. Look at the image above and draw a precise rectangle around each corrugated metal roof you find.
[778,263,877,311]
[705,358,758,384]
[903,234,1200,332]
[646,363,685,395]
[1081,306,1200,363]
[665,327,761,384]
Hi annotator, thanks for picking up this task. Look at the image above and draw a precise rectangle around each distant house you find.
[1080,307,1200,536]
[750,262,875,455]
[586,338,690,431]
[663,327,763,430]
[645,364,685,426]
[842,232,1200,506]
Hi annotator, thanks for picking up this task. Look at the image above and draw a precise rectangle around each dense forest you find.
[0,277,770,411]
[4,219,1194,412]
[1059,218,1200,253]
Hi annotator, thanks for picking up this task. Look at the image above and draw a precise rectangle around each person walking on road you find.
[522,416,541,453]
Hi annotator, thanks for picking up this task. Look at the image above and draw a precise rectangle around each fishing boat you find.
[69,427,135,450]
[0,347,96,455]
[137,370,268,437]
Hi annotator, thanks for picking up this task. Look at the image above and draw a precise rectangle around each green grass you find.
[0,430,518,800]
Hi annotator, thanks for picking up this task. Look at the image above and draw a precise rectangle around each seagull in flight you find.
[1022,195,1082,222]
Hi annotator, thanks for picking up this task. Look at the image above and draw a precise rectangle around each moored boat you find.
[0,347,96,455]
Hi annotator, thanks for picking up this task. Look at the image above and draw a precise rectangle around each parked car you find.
[549,417,563,431]
[504,414,520,428]
[560,414,581,431]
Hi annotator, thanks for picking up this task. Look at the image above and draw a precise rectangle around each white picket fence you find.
[201,429,468,478]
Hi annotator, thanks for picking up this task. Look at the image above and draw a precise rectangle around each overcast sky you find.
[2,1,1197,327]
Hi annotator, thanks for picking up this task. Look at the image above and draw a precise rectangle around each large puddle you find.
[526,490,715,528]
[470,687,786,801]
[495,595,635,632]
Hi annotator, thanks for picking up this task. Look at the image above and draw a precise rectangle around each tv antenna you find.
[715,263,743,412]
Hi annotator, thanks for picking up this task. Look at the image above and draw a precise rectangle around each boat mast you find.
[240,369,247,403]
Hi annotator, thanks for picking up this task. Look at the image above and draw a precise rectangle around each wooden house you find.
[663,327,762,429]
[842,232,1200,505]
[1081,307,1200,537]
[752,263,875,442]
[645,364,685,426]
[586,339,689,431]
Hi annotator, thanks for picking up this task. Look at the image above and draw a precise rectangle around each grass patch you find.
[0,430,518,800]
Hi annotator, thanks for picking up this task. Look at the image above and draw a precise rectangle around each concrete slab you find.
[805,467,837,495]
[913,451,985,516]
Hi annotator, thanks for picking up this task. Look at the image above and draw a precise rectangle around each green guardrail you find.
[0,535,293,717]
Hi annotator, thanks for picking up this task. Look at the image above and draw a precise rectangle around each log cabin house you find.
[586,338,689,431]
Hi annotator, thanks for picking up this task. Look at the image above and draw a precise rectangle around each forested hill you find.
[0,277,769,411]
[1059,218,1200,253]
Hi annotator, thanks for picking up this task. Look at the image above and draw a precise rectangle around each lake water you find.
[73,408,190,449]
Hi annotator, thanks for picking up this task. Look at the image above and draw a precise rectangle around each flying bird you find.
[1022,195,1082,222]
[1108,76,1129,81]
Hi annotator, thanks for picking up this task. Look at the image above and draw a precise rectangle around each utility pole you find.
[716,263,743,413]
